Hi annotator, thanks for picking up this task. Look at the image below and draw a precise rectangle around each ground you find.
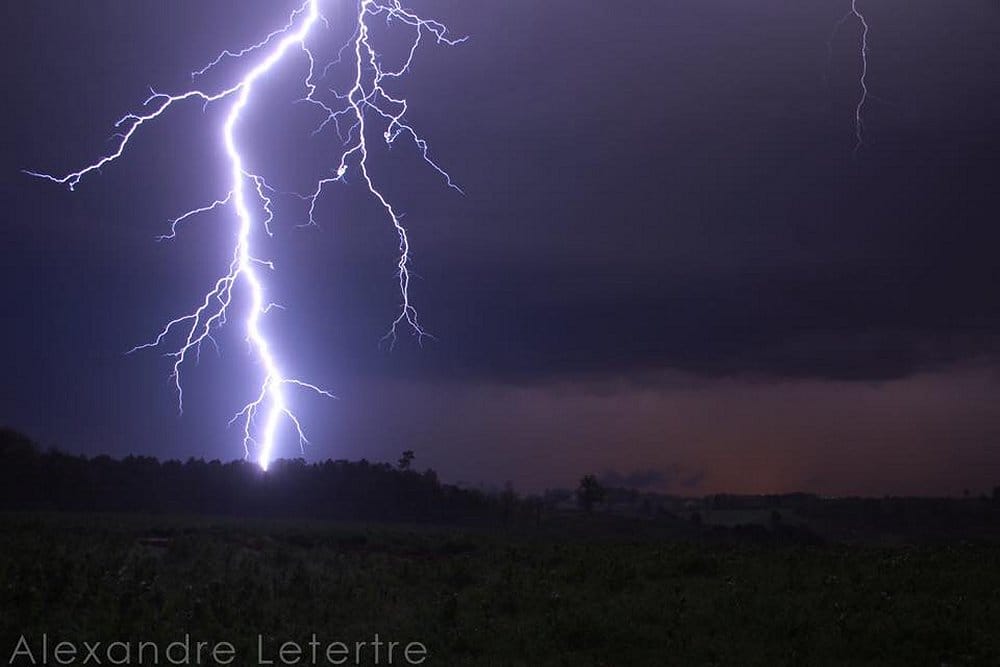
[1,513,998,666]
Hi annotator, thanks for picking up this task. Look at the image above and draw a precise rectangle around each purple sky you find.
[2,0,999,495]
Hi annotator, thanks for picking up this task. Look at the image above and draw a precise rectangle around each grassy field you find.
[1,513,999,666]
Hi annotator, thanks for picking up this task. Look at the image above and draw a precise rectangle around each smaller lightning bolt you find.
[831,0,870,156]
[850,0,870,156]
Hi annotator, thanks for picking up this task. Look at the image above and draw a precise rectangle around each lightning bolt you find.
[831,0,870,155]
[25,0,464,470]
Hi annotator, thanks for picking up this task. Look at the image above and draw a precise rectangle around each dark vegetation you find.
[2,428,1000,664]
[0,429,490,523]
[2,513,1000,665]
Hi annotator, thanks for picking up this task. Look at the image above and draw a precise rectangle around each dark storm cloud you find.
[291,0,1000,386]
[348,248,1000,384]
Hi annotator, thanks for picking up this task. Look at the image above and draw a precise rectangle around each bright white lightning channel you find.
[26,0,465,470]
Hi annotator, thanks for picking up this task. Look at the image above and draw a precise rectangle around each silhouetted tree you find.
[398,450,415,471]
[576,474,606,514]
[0,428,37,460]
[500,481,517,526]
[527,495,544,526]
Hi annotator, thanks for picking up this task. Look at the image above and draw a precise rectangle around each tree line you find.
[0,428,496,523]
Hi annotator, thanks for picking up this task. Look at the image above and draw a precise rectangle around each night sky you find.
[2,0,999,496]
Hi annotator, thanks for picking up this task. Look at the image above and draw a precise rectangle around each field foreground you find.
[1,513,998,666]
